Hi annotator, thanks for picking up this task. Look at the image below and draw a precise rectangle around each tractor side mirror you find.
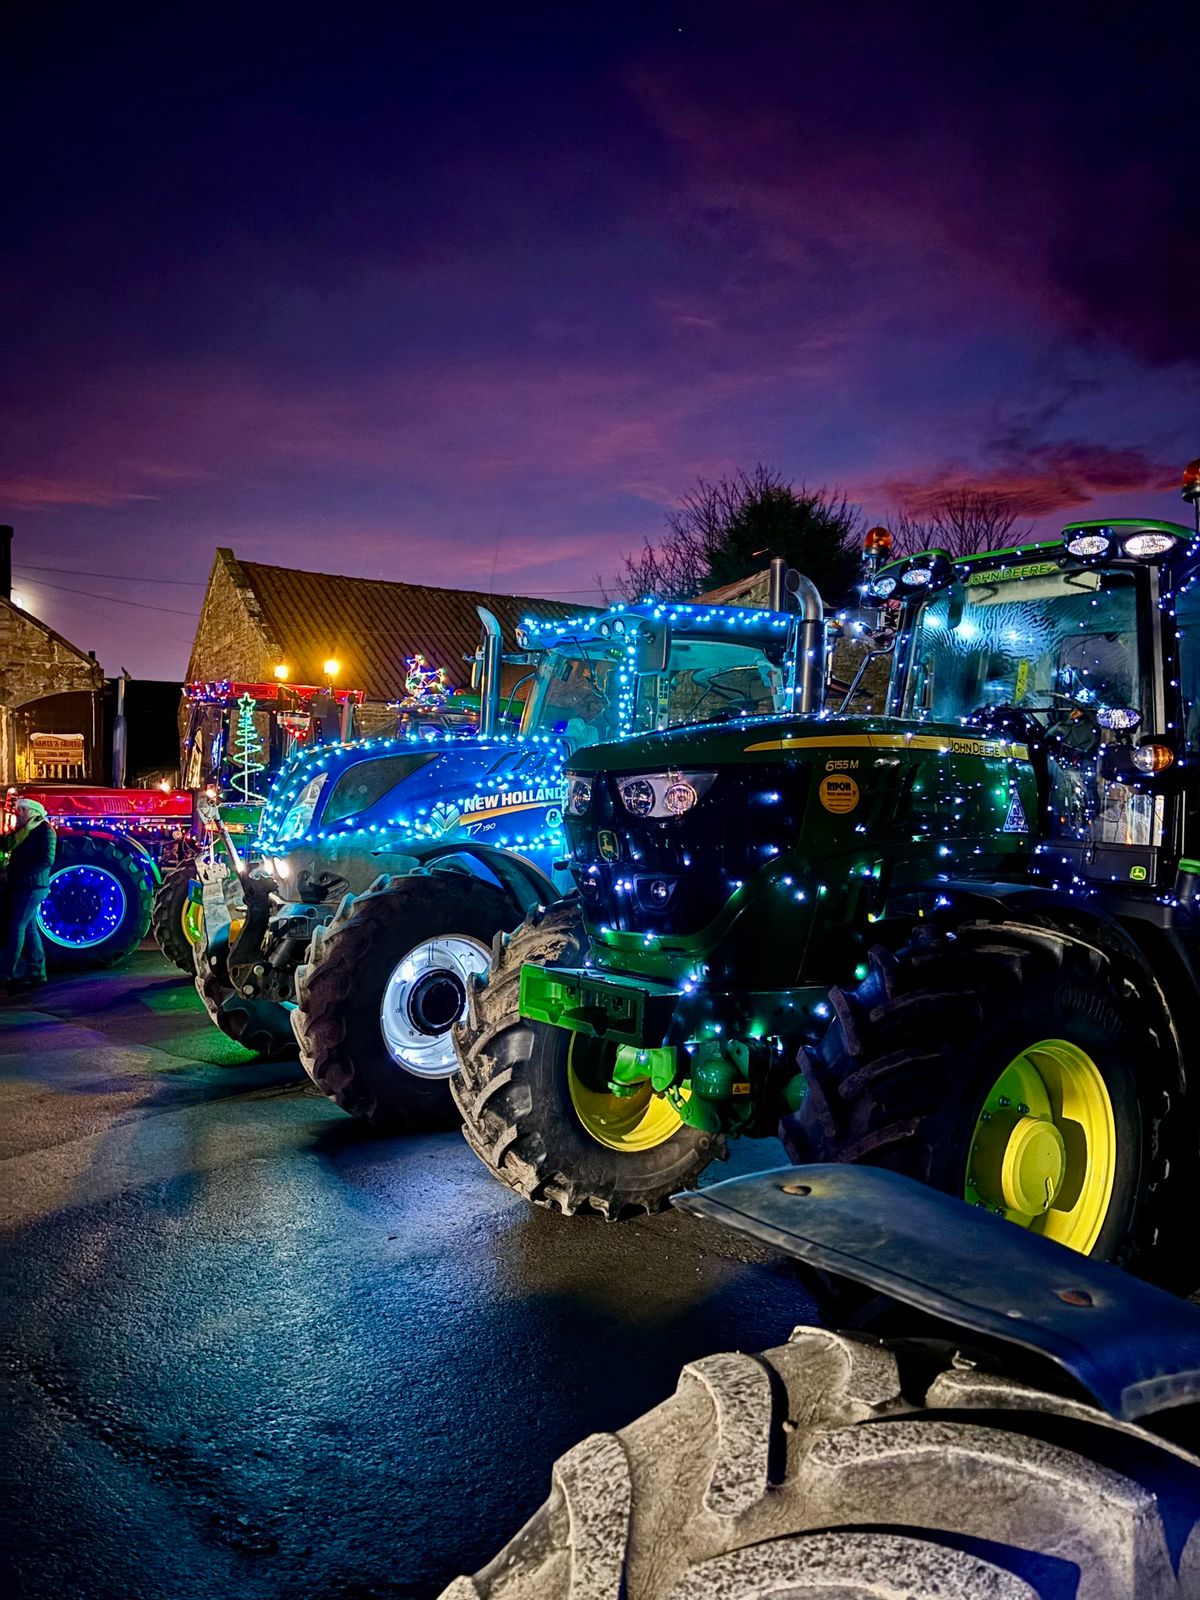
[634,620,670,676]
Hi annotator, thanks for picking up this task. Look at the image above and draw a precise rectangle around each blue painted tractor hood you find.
[255,730,568,882]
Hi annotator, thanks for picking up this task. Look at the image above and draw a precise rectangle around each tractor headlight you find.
[1064,529,1112,557]
[617,772,717,819]
[1123,531,1176,559]
[566,775,593,816]
[900,565,932,588]
[871,575,898,598]
[269,856,292,881]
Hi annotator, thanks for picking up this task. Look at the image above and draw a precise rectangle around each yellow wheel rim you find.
[965,1039,1116,1254]
[567,1038,685,1152]
[183,889,205,947]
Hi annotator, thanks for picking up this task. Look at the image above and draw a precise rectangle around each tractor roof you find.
[877,518,1194,577]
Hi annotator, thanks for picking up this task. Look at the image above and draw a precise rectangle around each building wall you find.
[186,550,282,686]
[0,599,105,784]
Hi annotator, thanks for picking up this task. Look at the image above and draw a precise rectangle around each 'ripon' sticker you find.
[819,775,860,814]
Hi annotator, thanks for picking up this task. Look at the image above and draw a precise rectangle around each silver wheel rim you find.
[379,934,491,1077]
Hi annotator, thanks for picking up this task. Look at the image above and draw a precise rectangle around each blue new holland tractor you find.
[196,573,822,1128]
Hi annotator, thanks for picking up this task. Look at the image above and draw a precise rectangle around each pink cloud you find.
[876,442,1179,519]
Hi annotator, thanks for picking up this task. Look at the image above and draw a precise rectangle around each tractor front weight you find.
[520,958,822,1139]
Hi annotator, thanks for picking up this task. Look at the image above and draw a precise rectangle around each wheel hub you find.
[406,970,467,1036]
[965,1040,1116,1253]
[378,934,491,1078]
[975,1111,1067,1215]
[39,864,127,948]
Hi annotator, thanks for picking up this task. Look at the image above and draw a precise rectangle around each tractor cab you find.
[181,678,365,802]
[514,599,801,749]
[872,518,1197,893]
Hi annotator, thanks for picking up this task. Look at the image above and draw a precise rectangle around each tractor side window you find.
[521,650,622,746]
[1175,580,1200,752]
[634,638,787,731]
[322,753,439,826]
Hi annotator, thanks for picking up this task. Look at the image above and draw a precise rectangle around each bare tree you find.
[602,466,863,603]
[889,489,1033,559]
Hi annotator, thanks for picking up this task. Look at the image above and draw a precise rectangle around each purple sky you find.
[4,1,1197,679]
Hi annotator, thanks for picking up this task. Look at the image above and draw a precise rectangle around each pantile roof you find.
[232,555,587,702]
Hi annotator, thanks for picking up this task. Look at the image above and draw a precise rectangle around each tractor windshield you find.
[519,648,624,747]
[519,631,789,747]
[900,565,1146,730]
[632,635,789,730]
[900,562,1161,849]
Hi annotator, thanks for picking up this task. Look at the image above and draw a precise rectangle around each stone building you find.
[0,526,106,784]
[186,548,584,724]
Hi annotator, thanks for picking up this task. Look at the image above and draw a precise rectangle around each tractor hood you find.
[563,713,1038,987]
[564,712,1031,777]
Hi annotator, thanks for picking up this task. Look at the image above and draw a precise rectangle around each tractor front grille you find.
[564,764,808,938]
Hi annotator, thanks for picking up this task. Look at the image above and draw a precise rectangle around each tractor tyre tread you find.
[451,898,721,1219]
[439,1326,1199,1598]
[150,857,202,974]
[293,872,520,1129]
[42,831,156,970]
[193,934,299,1063]
[785,917,1186,1289]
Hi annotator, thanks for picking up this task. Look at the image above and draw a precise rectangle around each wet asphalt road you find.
[0,949,813,1600]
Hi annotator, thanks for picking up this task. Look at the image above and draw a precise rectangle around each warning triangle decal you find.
[1003,792,1029,833]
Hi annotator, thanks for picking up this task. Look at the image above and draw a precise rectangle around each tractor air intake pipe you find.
[768,557,788,614]
[788,570,825,716]
[475,606,504,737]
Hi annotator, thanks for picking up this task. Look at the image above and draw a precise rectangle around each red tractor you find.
[3,677,365,972]
[2,783,192,969]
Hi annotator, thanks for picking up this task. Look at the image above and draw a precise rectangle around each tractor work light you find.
[323,658,341,680]
[900,566,933,588]
[617,771,717,819]
[566,775,593,816]
[1097,707,1141,731]
[273,663,289,680]
[1133,743,1174,774]
[1122,531,1176,559]
[1064,529,1112,557]
[870,575,898,598]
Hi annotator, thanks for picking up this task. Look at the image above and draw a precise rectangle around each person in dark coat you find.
[0,797,56,995]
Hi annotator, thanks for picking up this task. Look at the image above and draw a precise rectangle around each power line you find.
[14,563,207,586]
[16,576,200,617]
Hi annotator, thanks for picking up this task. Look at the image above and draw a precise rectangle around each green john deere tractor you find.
[453,476,1200,1283]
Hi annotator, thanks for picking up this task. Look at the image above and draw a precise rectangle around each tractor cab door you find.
[902,566,1166,886]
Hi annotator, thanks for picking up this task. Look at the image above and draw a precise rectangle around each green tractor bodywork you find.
[523,716,1037,1137]
[456,509,1200,1264]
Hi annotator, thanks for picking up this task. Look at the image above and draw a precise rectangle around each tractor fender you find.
[399,839,560,919]
[677,1164,1200,1424]
[55,823,162,886]
[899,877,1192,1097]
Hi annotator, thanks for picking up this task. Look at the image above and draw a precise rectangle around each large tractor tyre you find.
[452,899,720,1218]
[439,1326,1200,1599]
[38,831,156,970]
[150,858,204,975]
[194,924,298,1062]
[293,873,519,1130]
[784,919,1185,1288]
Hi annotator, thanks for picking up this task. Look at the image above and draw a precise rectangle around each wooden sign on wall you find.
[30,731,87,780]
